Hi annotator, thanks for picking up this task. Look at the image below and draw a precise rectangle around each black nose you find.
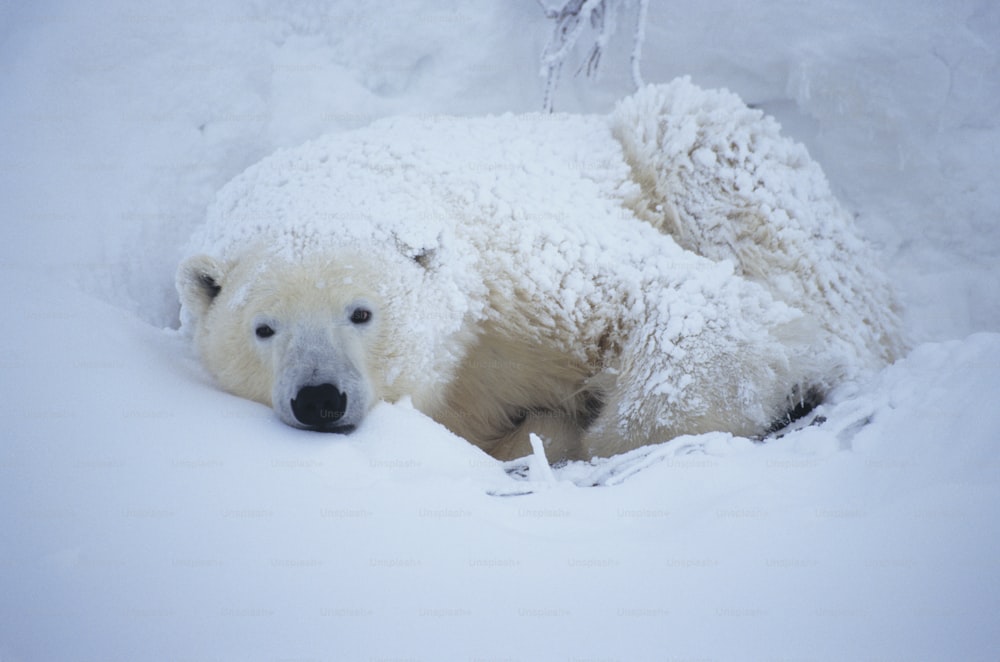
[290,383,348,430]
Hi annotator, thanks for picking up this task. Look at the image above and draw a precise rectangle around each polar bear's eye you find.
[350,308,372,325]
[255,324,276,339]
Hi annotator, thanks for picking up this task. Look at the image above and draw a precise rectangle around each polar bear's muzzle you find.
[290,383,355,433]
[270,328,374,434]
[277,371,371,433]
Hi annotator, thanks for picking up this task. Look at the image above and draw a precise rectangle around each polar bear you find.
[177,78,903,462]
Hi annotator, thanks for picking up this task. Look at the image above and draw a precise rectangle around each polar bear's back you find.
[191,111,631,262]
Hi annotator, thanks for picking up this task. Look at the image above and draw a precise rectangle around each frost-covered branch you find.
[538,0,650,112]
[630,0,648,89]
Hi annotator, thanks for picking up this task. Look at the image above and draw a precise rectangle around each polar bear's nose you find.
[290,383,349,431]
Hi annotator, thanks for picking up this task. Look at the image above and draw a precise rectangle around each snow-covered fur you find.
[177,77,903,461]
[611,83,905,371]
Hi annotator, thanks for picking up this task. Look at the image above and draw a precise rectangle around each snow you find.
[1,1,998,660]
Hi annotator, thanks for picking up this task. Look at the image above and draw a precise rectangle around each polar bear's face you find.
[177,250,403,433]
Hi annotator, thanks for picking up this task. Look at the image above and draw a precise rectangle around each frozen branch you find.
[631,0,648,90]
[538,0,649,112]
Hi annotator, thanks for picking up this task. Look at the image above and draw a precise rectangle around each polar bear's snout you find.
[290,383,353,433]
[275,365,372,433]
[269,323,376,434]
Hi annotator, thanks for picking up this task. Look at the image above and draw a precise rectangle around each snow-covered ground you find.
[1,1,998,660]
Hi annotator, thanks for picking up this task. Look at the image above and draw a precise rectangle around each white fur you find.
[610,80,906,371]
[177,78,903,461]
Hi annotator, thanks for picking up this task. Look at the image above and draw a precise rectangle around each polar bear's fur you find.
[177,78,903,461]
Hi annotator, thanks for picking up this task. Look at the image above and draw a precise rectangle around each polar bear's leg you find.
[436,332,598,462]
[610,79,905,369]
[486,413,588,463]
[610,78,806,273]
[576,305,823,459]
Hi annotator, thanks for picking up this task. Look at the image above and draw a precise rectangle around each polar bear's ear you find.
[177,254,225,319]
[391,232,441,270]
[411,246,437,269]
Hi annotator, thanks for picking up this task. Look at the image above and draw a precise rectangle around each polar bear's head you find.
[177,244,473,434]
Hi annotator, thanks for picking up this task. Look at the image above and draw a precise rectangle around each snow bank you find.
[2,269,998,660]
